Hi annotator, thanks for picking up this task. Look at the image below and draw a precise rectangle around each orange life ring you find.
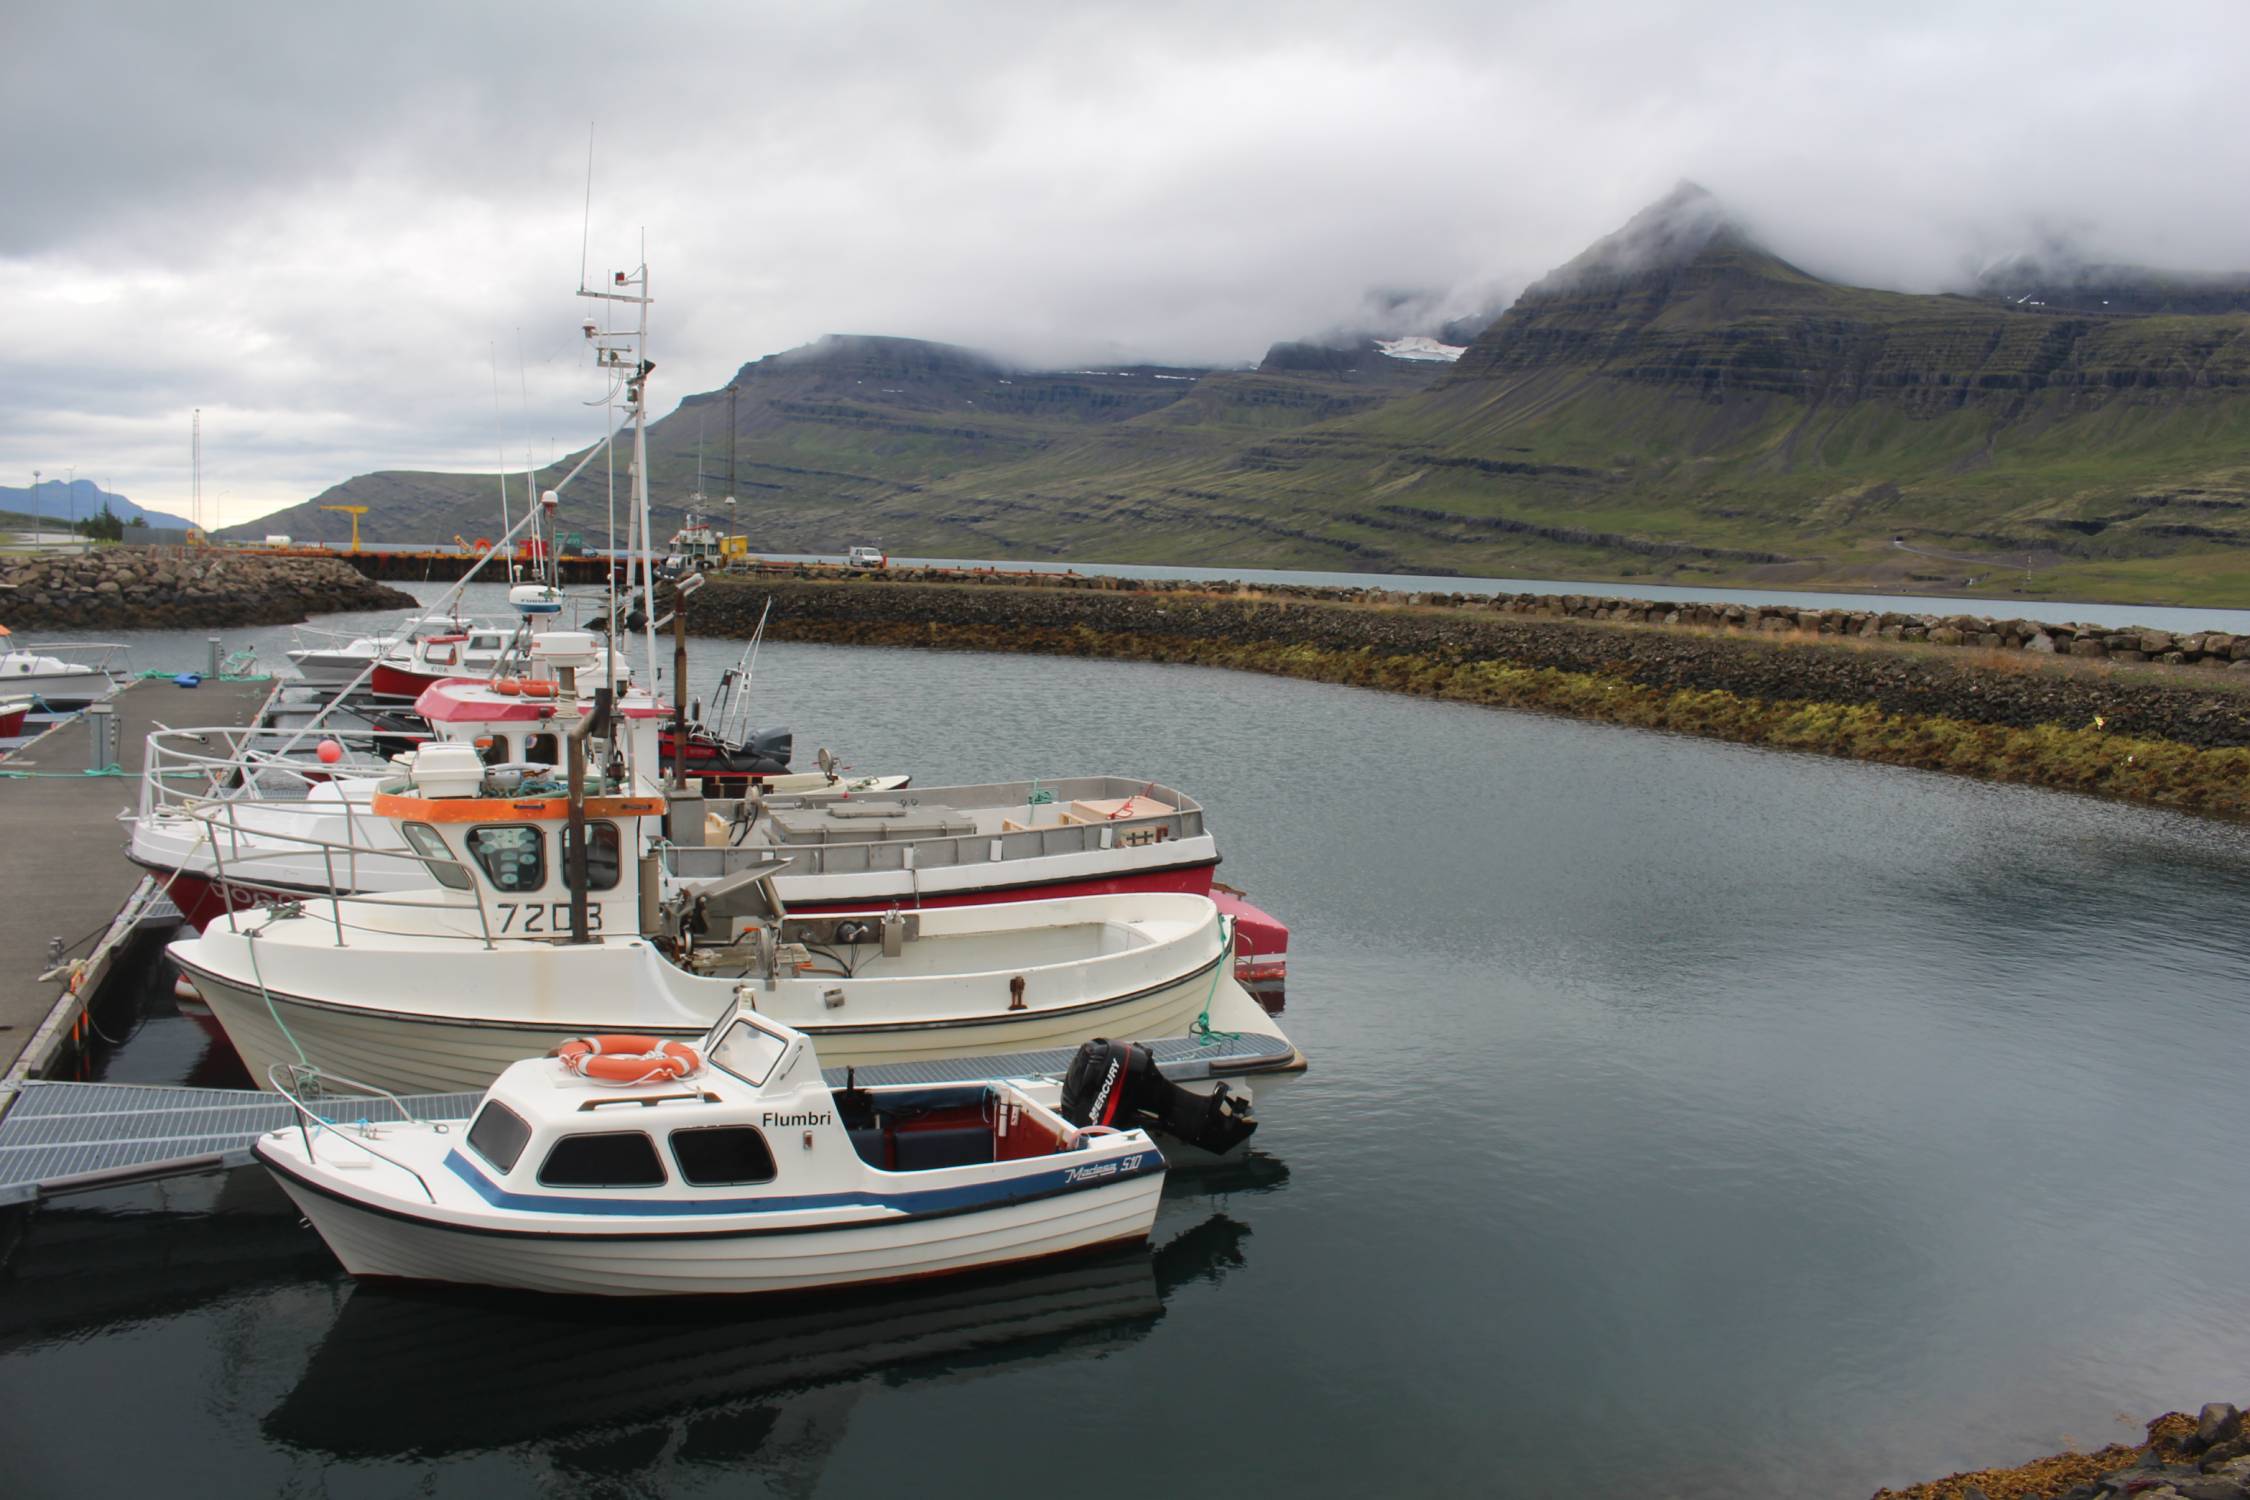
[520,679,559,699]
[490,677,523,696]
[552,1034,702,1085]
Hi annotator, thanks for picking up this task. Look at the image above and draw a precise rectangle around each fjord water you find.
[6,612,2250,1495]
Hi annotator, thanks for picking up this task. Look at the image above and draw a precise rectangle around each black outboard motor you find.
[1058,1039,1258,1156]
[738,726,793,773]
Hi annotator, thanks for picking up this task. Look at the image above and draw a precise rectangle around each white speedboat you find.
[0,628,124,707]
[284,612,476,689]
[253,1003,1179,1296]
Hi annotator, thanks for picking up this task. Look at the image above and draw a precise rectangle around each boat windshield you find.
[708,1018,788,1087]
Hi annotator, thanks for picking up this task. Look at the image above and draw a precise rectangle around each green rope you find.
[0,764,127,778]
[245,908,314,1068]
[1188,919,1240,1047]
[1026,778,1054,805]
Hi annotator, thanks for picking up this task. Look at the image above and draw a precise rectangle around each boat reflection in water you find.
[262,1159,1287,1482]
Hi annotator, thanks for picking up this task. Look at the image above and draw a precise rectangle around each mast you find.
[577,249,657,778]
[191,410,201,536]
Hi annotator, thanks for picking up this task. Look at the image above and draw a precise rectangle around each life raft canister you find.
[552,1034,703,1085]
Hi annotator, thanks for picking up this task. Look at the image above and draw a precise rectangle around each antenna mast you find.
[579,247,657,698]
[191,409,202,535]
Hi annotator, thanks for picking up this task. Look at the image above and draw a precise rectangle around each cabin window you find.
[471,634,506,652]
[561,821,622,891]
[709,1019,789,1087]
[465,1101,532,1172]
[427,644,456,666]
[526,733,559,765]
[670,1126,778,1186]
[480,737,508,767]
[400,821,472,890]
[537,1131,667,1188]
[467,825,546,892]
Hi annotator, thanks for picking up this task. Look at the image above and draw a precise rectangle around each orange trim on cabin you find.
[371,791,666,823]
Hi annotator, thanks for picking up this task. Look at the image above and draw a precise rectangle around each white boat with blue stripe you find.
[253,1003,1174,1297]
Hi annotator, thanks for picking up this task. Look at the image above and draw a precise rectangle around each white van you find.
[846,545,887,568]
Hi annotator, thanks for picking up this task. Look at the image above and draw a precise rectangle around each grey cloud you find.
[5,0,2249,524]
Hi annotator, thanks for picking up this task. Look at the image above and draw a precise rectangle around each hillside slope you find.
[233,187,2250,604]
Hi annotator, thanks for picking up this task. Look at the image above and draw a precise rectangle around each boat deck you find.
[0,676,279,1081]
[0,1027,1299,1206]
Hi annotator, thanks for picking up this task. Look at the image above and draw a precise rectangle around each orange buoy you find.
[520,679,559,699]
[490,677,523,696]
[552,1035,702,1085]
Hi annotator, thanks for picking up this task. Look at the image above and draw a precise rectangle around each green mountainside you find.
[232,186,2250,605]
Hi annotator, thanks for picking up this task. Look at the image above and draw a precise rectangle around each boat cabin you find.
[452,1006,1106,1206]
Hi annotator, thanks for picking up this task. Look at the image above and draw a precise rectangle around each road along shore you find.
[686,574,2250,819]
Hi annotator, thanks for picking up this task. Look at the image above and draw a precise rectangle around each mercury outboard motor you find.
[738,725,793,773]
[1058,1039,1258,1156]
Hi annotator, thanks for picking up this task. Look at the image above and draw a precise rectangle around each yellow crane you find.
[319,504,370,552]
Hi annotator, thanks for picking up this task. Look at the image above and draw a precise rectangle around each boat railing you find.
[672,776,1206,882]
[287,622,388,651]
[192,798,503,950]
[266,1062,443,1203]
[19,641,131,674]
[139,725,397,822]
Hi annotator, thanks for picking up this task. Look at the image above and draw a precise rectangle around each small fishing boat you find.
[132,673,1209,931]
[285,611,477,689]
[0,697,32,737]
[0,626,125,707]
[252,1002,1225,1296]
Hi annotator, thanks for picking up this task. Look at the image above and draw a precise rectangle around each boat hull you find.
[176,947,1231,1096]
[147,850,1219,932]
[260,1147,1162,1297]
[0,667,111,708]
[367,662,460,699]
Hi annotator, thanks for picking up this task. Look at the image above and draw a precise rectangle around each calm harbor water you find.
[5,587,2250,1495]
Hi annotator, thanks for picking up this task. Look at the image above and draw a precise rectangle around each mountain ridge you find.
[224,190,2250,605]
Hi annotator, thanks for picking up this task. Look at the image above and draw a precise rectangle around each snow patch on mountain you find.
[1376,336,1465,363]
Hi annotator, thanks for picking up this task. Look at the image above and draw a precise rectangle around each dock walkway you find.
[0,676,277,1080]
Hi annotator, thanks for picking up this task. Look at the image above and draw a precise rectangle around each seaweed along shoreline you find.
[684,574,2250,820]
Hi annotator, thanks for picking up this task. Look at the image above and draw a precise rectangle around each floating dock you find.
[0,676,278,1084]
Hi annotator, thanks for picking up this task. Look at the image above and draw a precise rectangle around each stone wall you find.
[728,564,2249,670]
[690,577,2250,750]
[0,548,414,628]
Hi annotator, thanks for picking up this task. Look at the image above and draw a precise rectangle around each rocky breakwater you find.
[0,548,414,628]
[689,574,2250,818]
[1875,1402,2250,1500]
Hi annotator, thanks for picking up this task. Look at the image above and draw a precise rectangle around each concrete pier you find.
[0,676,277,1081]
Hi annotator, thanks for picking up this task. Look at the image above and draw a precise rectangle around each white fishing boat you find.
[168,845,1247,1093]
[253,1002,1190,1296]
[132,667,1280,969]
[0,627,125,707]
[129,673,909,929]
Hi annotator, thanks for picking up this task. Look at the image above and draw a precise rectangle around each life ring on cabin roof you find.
[490,677,523,696]
[519,679,559,699]
[552,1035,703,1085]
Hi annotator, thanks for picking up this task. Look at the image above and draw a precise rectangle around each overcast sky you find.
[7,0,2248,527]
